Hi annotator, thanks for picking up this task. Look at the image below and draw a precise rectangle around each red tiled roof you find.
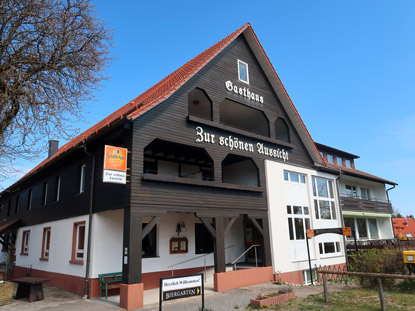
[11,23,251,188]
[327,163,397,185]
[393,218,415,238]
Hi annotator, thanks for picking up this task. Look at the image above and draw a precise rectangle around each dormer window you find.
[327,154,334,163]
[237,60,249,84]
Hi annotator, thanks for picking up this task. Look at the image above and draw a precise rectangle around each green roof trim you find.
[342,211,391,218]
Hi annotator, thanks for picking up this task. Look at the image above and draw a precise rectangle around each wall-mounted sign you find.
[195,126,289,162]
[225,80,264,104]
[306,227,352,238]
[103,145,128,184]
[159,274,204,310]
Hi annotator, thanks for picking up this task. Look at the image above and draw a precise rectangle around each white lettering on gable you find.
[225,80,264,104]
[195,126,288,162]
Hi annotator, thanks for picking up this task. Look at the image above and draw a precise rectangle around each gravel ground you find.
[0,282,346,311]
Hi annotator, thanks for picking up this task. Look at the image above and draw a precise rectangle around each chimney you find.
[48,140,59,158]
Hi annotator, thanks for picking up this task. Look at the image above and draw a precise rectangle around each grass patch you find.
[246,287,415,310]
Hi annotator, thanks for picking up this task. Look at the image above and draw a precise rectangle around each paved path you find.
[0,282,346,311]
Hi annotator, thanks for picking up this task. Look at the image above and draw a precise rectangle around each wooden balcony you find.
[340,196,393,214]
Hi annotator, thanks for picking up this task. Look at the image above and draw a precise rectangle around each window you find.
[327,154,334,163]
[356,218,368,238]
[345,159,352,168]
[237,59,249,84]
[284,171,306,183]
[287,205,310,240]
[195,223,214,254]
[361,188,370,200]
[15,195,19,214]
[344,218,355,235]
[80,164,86,193]
[170,237,188,254]
[21,230,30,255]
[345,185,357,197]
[55,176,61,202]
[319,241,341,256]
[40,227,51,260]
[70,221,86,264]
[312,177,337,220]
[7,199,11,217]
[42,182,48,205]
[27,189,32,210]
[303,269,317,285]
[336,157,343,166]
[368,219,379,239]
[142,223,157,258]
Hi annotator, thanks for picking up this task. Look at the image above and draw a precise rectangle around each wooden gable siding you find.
[129,36,314,214]
[0,126,132,226]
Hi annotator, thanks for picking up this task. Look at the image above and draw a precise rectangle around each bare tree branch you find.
[0,0,113,185]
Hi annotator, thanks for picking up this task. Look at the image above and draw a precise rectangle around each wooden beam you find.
[122,211,142,284]
[142,216,161,240]
[199,217,216,238]
[224,217,238,234]
[249,217,264,236]
[214,216,226,273]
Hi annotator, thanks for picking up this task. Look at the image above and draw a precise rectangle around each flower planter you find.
[250,291,295,307]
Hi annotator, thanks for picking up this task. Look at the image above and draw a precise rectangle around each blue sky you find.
[5,1,415,216]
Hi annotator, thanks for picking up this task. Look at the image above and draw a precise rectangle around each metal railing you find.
[168,245,234,282]
[231,244,260,271]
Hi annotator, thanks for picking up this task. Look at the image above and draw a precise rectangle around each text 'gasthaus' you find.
[195,126,288,162]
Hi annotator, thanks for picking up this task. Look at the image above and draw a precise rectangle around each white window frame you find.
[318,240,342,258]
[42,182,48,206]
[27,189,32,210]
[80,164,86,194]
[284,171,306,183]
[312,177,337,220]
[237,59,249,84]
[287,205,311,241]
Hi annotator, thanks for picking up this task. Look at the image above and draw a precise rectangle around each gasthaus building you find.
[0,23,353,309]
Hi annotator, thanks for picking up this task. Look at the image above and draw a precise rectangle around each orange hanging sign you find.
[342,227,352,237]
[104,145,128,172]
[306,229,315,238]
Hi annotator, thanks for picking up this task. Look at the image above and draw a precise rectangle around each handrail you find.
[168,245,235,282]
[232,244,260,271]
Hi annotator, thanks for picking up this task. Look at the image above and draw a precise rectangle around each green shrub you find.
[348,248,407,289]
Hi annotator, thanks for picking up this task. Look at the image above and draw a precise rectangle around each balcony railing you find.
[340,195,393,214]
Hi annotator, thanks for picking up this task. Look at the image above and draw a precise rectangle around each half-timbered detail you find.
[0,23,396,310]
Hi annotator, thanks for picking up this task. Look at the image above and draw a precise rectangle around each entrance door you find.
[244,220,262,264]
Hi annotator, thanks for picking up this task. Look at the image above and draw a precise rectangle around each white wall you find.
[15,215,89,277]
[338,176,388,201]
[265,160,346,275]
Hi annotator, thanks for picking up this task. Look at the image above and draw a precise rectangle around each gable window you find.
[21,230,30,255]
[70,221,86,264]
[27,189,32,210]
[40,227,51,260]
[237,59,249,84]
[42,182,48,205]
[55,177,61,202]
[287,205,310,240]
[80,164,86,193]
[312,177,336,220]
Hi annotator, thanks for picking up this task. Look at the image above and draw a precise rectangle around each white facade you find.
[265,160,346,276]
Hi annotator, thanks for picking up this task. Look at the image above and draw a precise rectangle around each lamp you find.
[176,222,186,236]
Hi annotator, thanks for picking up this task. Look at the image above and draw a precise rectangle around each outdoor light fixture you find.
[176,222,186,236]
